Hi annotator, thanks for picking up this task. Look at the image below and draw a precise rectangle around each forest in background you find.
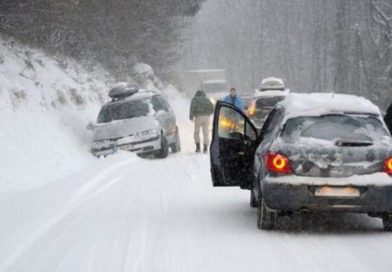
[181,0,392,109]
[1,0,391,109]
[0,0,205,79]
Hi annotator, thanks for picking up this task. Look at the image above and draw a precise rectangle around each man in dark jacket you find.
[190,90,214,153]
[385,103,392,133]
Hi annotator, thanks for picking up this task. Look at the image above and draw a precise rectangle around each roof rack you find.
[109,82,140,101]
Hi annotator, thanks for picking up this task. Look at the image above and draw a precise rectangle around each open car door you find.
[210,101,258,188]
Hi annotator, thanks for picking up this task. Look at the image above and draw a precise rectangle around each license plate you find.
[120,144,133,151]
[314,186,360,197]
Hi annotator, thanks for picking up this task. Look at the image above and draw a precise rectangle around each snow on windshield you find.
[97,99,150,123]
[282,115,388,144]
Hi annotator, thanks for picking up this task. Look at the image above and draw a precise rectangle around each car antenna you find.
[332,76,337,98]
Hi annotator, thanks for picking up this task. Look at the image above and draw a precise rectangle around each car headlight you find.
[134,128,159,138]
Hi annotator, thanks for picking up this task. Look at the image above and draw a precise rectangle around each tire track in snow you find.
[84,164,145,272]
[39,166,141,272]
[121,153,210,272]
[0,158,135,271]
[52,201,107,272]
[120,155,189,272]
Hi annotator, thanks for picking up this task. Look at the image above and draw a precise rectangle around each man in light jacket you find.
[223,87,244,110]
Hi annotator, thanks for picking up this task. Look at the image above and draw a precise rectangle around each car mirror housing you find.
[86,122,95,131]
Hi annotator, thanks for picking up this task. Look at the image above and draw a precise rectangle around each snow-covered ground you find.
[1,38,392,272]
[1,118,392,272]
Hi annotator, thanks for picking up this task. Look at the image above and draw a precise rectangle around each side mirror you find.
[86,122,95,131]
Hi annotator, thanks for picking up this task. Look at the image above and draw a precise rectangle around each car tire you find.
[170,129,181,153]
[137,153,149,159]
[257,199,277,230]
[383,215,392,232]
[250,190,257,208]
[155,135,169,159]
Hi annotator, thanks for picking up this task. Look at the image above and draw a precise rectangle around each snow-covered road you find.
[1,119,392,272]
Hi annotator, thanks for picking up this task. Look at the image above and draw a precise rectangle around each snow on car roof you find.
[261,77,284,86]
[278,92,381,119]
[254,88,290,98]
[260,77,286,90]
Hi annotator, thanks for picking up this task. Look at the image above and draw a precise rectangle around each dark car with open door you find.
[210,93,392,231]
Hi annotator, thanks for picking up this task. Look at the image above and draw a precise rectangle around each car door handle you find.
[237,151,245,156]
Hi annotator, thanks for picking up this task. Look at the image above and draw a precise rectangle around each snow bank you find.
[0,37,113,196]
[0,37,187,197]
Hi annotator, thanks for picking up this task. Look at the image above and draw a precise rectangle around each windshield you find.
[256,96,286,108]
[282,115,388,143]
[97,99,150,123]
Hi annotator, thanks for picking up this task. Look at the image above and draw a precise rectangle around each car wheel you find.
[170,129,181,153]
[383,215,392,232]
[154,135,169,159]
[137,153,149,159]
[257,199,277,230]
[250,190,257,208]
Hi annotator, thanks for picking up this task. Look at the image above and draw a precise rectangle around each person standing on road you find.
[385,102,392,133]
[224,87,244,110]
[190,90,214,153]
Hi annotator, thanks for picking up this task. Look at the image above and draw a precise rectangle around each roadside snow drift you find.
[0,37,111,196]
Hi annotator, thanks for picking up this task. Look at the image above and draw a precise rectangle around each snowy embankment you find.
[0,37,110,196]
[0,37,187,197]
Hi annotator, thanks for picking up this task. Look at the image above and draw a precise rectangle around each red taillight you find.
[265,153,293,175]
[385,158,392,175]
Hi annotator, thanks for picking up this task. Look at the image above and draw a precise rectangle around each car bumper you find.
[91,136,161,156]
[263,175,392,213]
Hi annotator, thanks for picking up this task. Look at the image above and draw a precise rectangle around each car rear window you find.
[256,96,286,108]
[97,99,150,123]
[282,114,388,143]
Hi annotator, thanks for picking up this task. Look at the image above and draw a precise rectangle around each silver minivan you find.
[90,83,181,158]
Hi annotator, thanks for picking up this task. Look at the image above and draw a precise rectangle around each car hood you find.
[93,116,159,141]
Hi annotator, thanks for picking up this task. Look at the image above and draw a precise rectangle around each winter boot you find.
[196,143,201,153]
[203,145,208,153]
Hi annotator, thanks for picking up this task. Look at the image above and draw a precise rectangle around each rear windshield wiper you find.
[335,139,373,147]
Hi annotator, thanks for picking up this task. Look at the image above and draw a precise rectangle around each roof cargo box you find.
[260,77,285,91]
[109,82,140,99]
